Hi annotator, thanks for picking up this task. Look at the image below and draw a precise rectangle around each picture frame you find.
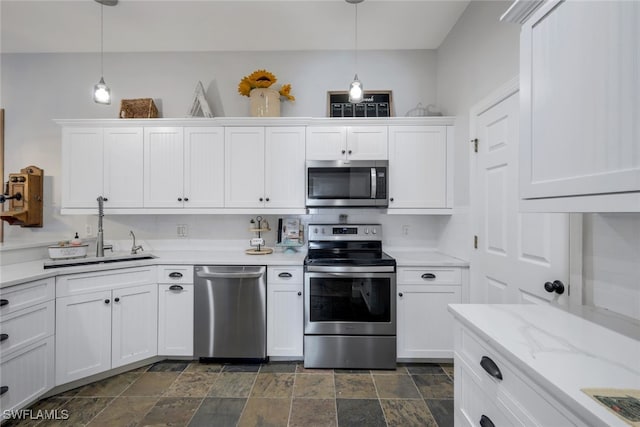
[327,90,393,118]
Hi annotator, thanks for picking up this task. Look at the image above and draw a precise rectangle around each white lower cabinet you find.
[158,283,194,357]
[266,266,303,358]
[0,278,55,414]
[454,321,577,427]
[396,267,462,359]
[55,267,158,386]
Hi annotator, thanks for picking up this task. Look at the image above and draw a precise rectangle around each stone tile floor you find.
[4,361,454,427]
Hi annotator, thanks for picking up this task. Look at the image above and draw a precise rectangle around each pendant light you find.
[347,0,364,104]
[93,0,118,104]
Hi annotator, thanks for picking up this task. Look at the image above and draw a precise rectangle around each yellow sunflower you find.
[237,77,252,97]
[247,69,277,88]
[279,84,295,102]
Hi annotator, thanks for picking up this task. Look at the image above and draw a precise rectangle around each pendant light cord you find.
[100,4,104,77]
[354,3,359,74]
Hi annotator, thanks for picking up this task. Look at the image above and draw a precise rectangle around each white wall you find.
[0,49,446,246]
[583,214,640,321]
[435,0,520,260]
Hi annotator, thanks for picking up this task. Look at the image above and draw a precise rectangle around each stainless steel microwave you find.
[306,160,388,208]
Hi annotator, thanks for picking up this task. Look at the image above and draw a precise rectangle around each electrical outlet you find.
[85,224,93,237]
[177,224,188,238]
[402,225,410,236]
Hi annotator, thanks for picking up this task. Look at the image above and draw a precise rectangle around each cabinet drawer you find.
[398,267,461,285]
[267,266,303,284]
[0,301,55,357]
[56,266,156,297]
[157,265,194,284]
[0,278,55,317]
[0,336,54,414]
[456,325,575,426]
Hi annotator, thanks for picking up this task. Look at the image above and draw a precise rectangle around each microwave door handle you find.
[371,168,377,198]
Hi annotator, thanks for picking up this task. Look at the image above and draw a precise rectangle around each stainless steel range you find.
[303,224,396,369]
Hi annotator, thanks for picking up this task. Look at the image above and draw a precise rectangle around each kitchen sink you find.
[43,253,156,269]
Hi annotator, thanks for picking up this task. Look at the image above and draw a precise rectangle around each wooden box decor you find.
[327,90,393,118]
[119,98,159,119]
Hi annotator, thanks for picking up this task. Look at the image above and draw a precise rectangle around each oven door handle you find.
[305,266,395,274]
[371,168,377,199]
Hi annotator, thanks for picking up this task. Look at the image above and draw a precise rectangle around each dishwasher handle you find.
[196,271,264,280]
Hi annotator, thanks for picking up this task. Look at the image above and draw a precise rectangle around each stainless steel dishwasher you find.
[194,266,267,361]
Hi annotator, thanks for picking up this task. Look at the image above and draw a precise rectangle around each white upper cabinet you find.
[520,0,640,212]
[388,126,452,211]
[62,127,143,209]
[144,127,224,208]
[225,126,305,209]
[306,126,388,160]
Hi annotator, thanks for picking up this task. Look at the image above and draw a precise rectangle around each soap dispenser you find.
[71,232,82,246]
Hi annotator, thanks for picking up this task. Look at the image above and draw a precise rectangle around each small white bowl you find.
[48,244,89,260]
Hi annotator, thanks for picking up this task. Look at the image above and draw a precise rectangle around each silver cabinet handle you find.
[196,271,264,279]
[371,167,377,199]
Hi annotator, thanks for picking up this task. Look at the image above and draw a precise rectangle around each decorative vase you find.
[249,88,281,117]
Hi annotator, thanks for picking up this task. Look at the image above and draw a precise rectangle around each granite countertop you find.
[448,303,640,426]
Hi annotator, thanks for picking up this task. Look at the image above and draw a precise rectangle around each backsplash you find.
[583,213,640,321]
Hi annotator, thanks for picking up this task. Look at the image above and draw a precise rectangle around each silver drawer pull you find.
[278,272,292,278]
[421,273,436,280]
[169,285,184,291]
[168,272,183,279]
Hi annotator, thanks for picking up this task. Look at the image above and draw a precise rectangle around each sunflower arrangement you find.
[238,69,295,102]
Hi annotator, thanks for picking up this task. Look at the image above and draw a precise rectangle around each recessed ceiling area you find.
[1,0,470,53]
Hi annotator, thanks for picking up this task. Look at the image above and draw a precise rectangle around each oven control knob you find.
[313,228,318,234]
[321,228,325,234]
[372,228,377,235]
[364,228,369,234]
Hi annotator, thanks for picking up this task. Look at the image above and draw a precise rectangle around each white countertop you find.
[448,304,640,426]
[385,248,469,267]
[0,241,468,288]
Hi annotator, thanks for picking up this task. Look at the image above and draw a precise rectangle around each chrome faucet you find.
[96,196,113,257]
[129,230,144,255]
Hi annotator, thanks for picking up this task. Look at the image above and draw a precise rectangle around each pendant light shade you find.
[347,0,364,104]
[93,0,117,104]
[348,74,363,103]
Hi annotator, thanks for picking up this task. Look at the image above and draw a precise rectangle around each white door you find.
[225,127,265,208]
[111,284,158,368]
[158,284,194,356]
[103,127,144,208]
[61,127,103,208]
[305,127,347,160]
[55,290,112,385]
[144,127,184,208]
[184,127,225,208]
[265,127,306,208]
[388,126,448,209]
[471,83,569,304]
[346,126,388,160]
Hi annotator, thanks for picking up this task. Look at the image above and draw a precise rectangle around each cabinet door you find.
[158,284,194,356]
[111,284,158,369]
[267,283,303,357]
[305,127,347,160]
[184,127,225,208]
[61,127,103,208]
[388,126,448,208]
[265,127,306,208]
[144,127,185,208]
[397,284,460,359]
[103,127,144,208]
[55,290,112,385]
[347,126,388,160]
[225,127,265,207]
[0,337,54,415]
[520,1,640,202]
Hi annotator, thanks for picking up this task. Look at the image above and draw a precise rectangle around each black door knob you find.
[184,197,189,202]
[104,299,110,304]
[297,291,302,296]
[265,198,270,202]
[341,150,346,154]
[398,292,403,297]
[390,198,394,202]
[544,280,565,295]
[259,197,264,202]
[178,197,182,202]
[0,333,9,342]
[348,150,352,154]
[0,299,8,307]
[114,297,120,302]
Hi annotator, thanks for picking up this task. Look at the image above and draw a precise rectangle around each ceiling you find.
[0,0,470,54]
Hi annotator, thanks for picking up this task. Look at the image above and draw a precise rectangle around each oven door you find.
[304,271,396,336]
